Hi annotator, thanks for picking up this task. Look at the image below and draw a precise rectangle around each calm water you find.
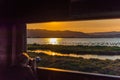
[27,38,120,60]
[27,38,120,46]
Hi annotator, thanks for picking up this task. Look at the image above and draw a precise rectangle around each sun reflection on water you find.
[52,52,56,56]
[48,38,59,45]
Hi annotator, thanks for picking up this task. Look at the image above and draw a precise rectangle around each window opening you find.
[27,19,120,76]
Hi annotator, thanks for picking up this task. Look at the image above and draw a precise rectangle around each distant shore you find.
[27,29,120,38]
[27,44,120,55]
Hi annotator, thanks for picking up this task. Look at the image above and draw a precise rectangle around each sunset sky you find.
[27,19,120,33]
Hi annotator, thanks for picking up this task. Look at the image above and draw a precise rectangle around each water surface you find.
[28,50,120,60]
[27,38,120,46]
[27,38,120,60]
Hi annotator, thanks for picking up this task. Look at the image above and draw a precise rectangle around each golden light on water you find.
[49,38,59,45]
[52,52,56,56]
[28,50,119,60]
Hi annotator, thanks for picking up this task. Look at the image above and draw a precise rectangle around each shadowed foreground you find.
[28,52,120,76]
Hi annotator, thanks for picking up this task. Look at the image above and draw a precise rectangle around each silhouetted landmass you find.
[89,31,120,38]
[27,29,120,38]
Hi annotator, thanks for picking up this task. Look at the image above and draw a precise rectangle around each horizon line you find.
[27,29,120,33]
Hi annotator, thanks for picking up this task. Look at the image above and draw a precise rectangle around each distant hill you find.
[89,31,120,38]
[27,29,120,38]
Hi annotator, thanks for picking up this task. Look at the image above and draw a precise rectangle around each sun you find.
[49,38,58,45]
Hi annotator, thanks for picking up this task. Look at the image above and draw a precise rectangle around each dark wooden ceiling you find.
[1,0,120,23]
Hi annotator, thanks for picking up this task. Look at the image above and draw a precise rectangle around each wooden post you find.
[3,23,27,66]
[11,23,27,65]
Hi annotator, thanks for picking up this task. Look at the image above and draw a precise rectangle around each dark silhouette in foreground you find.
[7,53,37,80]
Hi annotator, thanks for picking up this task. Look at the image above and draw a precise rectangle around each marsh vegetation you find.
[27,44,120,76]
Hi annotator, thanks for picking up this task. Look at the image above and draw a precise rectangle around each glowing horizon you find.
[27,19,120,33]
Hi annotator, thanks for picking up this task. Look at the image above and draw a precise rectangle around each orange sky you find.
[27,19,120,33]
